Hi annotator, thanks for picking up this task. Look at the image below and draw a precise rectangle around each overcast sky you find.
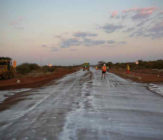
[0,0,163,65]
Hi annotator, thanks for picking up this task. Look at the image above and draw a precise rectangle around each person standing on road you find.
[101,64,107,79]
[126,64,130,74]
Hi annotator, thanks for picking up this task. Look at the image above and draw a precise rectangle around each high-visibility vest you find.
[13,60,16,68]
[127,64,130,71]
[102,66,107,72]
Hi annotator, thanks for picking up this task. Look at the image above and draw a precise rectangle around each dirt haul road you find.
[0,68,163,140]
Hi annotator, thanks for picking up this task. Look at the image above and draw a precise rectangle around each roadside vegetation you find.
[0,62,80,89]
[16,63,41,74]
[0,56,81,81]
[97,60,163,83]
[97,60,163,70]
[16,63,80,74]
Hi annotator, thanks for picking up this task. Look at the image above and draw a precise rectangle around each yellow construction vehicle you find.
[0,57,15,79]
[82,62,90,71]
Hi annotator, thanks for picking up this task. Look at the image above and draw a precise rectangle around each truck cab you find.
[0,57,15,79]
[82,63,90,71]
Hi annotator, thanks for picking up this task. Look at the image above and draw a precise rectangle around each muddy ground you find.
[110,68,163,83]
[0,68,163,139]
[0,67,79,90]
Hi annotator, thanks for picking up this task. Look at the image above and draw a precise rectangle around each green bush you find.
[42,66,55,73]
[16,63,41,74]
[109,59,163,70]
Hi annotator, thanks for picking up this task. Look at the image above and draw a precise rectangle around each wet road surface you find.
[0,68,163,140]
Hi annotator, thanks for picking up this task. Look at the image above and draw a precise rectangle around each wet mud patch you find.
[0,68,80,90]
[0,91,32,111]
[0,70,81,112]
[146,84,163,97]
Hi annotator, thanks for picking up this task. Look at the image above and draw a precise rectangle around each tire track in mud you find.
[1,68,163,139]
[0,70,93,139]
[59,71,95,140]
[60,69,163,140]
[146,84,163,97]
[0,71,83,138]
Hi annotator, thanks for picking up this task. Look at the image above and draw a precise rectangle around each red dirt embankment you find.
[0,67,80,90]
[110,68,163,83]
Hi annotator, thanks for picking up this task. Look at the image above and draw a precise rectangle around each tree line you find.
[97,60,163,69]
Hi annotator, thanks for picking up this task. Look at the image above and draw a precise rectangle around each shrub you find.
[109,59,163,70]
[42,66,55,73]
[16,63,41,74]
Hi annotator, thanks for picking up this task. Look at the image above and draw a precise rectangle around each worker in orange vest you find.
[13,60,16,68]
[126,64,130,74]
[101,64,107,79]
[12,60,17,73]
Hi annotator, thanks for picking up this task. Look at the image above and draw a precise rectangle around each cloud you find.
[123,7,157,14]
[73,32,97,38]
[83,38,106,46]
[122,8,138,13]
[60,37,106,48]
[136,20,147,27]
[129,21,163,39]
[122,7,157,20]
[148,22,163,39]
[107,40,115,44]
[123,27,135,32]
[101,7,162,40]
[60,38,81,48]
[138,7,157,15]
[132,12,150,20]
[108,7,163,39]
[101,24,124,33]
[58,31,106,48]
[107,40,127,45]
[111,11,118,18]
[41,44,59,52]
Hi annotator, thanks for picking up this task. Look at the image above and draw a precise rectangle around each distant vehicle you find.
[0,57,15,79]
[82,63,90,71]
